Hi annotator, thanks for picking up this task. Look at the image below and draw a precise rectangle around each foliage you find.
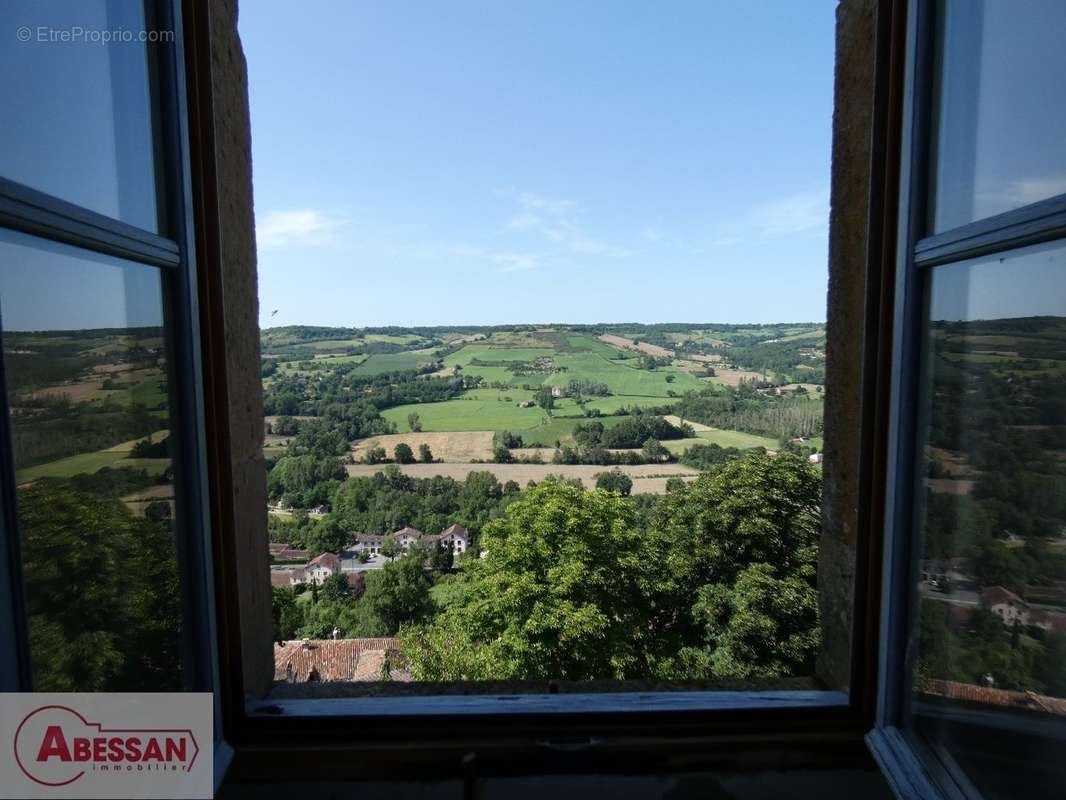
[649,453,822,678]
[402,483,656,680]
[19,481,181,690]
[595,469,633,496]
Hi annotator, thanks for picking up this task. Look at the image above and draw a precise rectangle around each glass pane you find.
[0,1,161,232]
[0,229,181,690]
[909,240,1066,799]
[929,0,1066,233]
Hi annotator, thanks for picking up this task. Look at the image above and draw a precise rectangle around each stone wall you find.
[207,0,273,697]
[818,0,879,689]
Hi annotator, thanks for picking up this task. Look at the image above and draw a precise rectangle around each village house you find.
[981,586,1030,625]
[352,534,385,556]
[979,585,1066,633]
[304,552,340,584]
[425,523,469,554]
[351,524,470,556]
[550,385,568,398]
[306,505,328,517]
[270,569,297,588]
[395,526,422,550]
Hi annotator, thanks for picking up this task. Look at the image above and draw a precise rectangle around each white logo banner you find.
[0,693,213,799]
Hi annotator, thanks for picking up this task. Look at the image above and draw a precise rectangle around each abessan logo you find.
[0,694,212,799]
[14,705,198,786]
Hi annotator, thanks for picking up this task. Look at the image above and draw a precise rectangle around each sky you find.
[240,1,837,329]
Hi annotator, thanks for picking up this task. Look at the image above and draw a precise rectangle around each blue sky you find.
[240,2,836,328]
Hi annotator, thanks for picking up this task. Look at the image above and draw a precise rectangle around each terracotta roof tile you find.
[273,638,402,682]
[922,679,1066,716]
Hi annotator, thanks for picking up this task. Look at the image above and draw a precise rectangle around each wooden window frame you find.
[0,0,232,790]
[183,0,909,785]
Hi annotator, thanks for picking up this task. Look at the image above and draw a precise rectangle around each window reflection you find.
[0,0,161,232]
[0,229,181,690]
[910,240,1066,799]
[929,0,1066,232]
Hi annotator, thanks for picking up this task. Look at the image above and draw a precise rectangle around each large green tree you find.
[651,453,822,678]
[401,483,655,680]
[362,549,435,634]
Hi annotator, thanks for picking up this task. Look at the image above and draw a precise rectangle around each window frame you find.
[866,1,1066,798]
[190,0,911,784]
[0,0,232,788]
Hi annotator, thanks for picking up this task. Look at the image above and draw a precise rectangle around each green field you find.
[383,397,548,432]
[18,452,170,484]
[544,351,704,397]
[582,395,675,414]
[351,349,440,376]
[262,325,826,463]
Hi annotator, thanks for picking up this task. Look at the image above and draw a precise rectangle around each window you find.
[871,1,1066,798]
[0,0,228,779]
[246,1,847,710]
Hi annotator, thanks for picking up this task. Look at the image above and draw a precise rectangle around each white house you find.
[352,525,470,557]
[433,523,469,553]
[981,586,1030,625]
[352,534,385,555]
[303,552,340,585]
[395,526,423,550]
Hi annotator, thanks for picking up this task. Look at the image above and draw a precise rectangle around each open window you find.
[3,0,1063,795]
[868,1,1066,798]
[0,0,232,787]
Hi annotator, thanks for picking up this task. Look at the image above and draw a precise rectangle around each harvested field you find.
[688,353,725,364]
[771,383,823,395]
[345,462,699,493]
[662,429,779,452]
[122,484,174,517]
[709,367,765,387]
[92,362,134,374]
[597,334,675,359]
[927,478,976,496]
[352,431,495,463]
[28,380,104,403]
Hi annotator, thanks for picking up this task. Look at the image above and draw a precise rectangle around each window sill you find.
[250,689,848,718]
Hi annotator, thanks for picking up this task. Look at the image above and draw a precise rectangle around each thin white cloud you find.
[498,190,630,258]
[706,187,828,249]
[441,244,542,273]
[491,253,540,272]
[751,188,829,237]
[256,209,345,249]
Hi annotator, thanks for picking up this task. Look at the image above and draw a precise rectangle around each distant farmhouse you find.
[980,585,1066,634]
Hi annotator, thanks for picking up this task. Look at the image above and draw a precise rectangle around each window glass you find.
[929,0,1066,233]
[0,228,181,690]
[908,240,1066,799]
[0,1,161,232]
